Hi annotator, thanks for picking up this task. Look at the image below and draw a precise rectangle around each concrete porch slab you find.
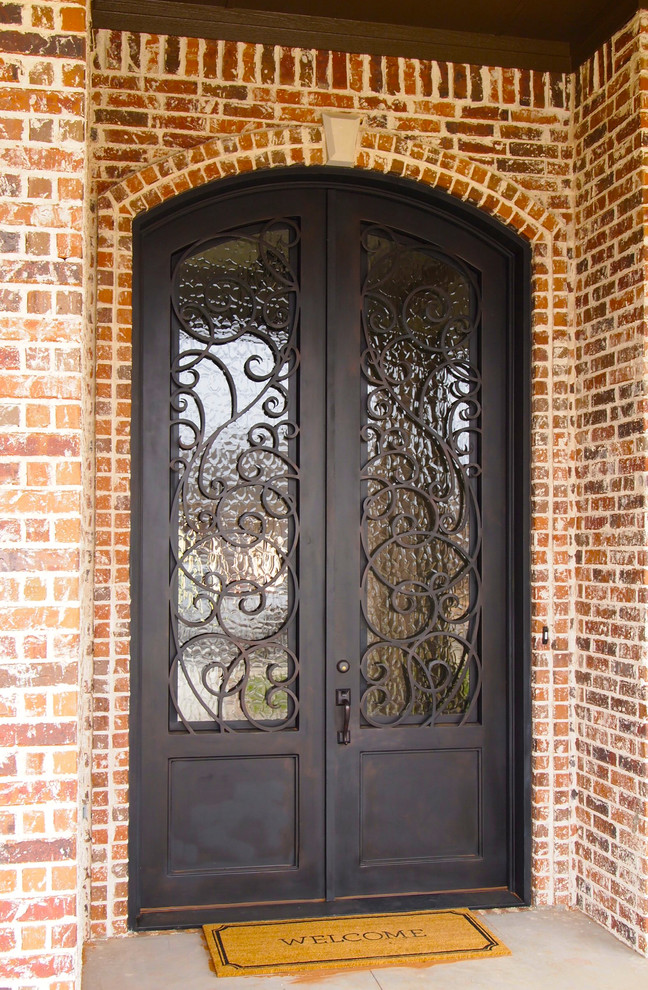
[82,908,648,990]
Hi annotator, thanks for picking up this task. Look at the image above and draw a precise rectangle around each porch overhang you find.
[91,0,640,72]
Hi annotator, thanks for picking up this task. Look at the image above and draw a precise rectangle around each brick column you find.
[0,2,90,987]
[573,12,648,954]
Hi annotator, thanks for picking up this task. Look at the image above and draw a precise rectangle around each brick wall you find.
[89,30,575,937]
[0,1,90,988]
[573,13,648,954]
[1,7,648,987]
[90,31,572,211]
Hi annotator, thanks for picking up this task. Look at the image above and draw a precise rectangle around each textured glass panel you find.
[360,225,482,726]
[169,221,300,731]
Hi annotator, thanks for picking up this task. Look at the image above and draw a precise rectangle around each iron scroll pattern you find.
[168,221,300,732]
[360,225,482,726]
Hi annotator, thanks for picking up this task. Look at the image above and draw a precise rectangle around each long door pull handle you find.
[336,688,351,744]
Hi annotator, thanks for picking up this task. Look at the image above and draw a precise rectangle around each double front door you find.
[131,172,530,929]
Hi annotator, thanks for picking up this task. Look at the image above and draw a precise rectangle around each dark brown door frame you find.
[129,167,532,930]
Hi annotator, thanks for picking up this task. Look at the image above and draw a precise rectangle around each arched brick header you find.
[91,122,570,936]
[98,123,564,246]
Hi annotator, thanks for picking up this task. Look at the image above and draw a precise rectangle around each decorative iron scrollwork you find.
[359,225,483,726]
[169,220,300,731]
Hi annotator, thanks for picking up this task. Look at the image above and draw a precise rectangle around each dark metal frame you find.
[129,167,532,930]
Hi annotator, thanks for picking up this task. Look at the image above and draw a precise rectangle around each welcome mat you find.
[203,908,510,977]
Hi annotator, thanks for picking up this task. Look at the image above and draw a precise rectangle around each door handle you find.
[336,688,351,745]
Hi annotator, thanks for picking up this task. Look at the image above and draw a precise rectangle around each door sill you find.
[134,888,527,930]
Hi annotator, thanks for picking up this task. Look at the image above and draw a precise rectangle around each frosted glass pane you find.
[169,222,300,730]
[360,225,481,725]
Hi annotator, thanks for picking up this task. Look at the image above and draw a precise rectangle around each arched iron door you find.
[130,170,531,929]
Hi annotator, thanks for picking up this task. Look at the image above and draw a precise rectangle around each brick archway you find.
[100,123,561,241]
[91,124,570,935]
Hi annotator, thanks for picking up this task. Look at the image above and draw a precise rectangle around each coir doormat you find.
[203,908,510,977]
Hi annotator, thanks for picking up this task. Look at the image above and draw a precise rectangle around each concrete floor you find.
[82,908,648,989]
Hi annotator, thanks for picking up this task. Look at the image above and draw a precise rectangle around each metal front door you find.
[130,171,530,929]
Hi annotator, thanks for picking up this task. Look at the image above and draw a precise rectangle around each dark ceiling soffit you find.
[91,0,572,73]
[569,0,638,68]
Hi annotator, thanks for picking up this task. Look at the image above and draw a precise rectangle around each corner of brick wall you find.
[0,1,91,988]
[573,9,648,955]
